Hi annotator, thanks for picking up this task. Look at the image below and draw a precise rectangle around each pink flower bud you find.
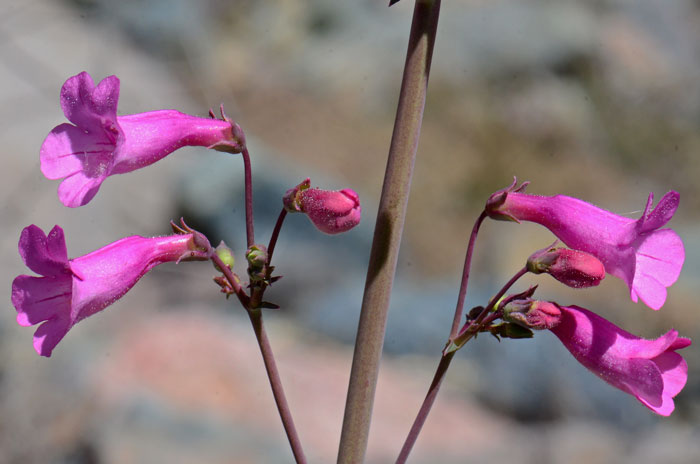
[40,72,244,207]
[486,178,684,310]
[11,224,211,357]
[503,299,562,330]
[527,246,605,288]
[283,178,361,234]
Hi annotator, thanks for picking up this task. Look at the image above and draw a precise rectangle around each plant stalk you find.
[211,254,305,462]
[267,208,288,263]
[397,266,528,462]
[395,351,454,464]
[247,309,307,464]
[448,211,487,340]
[242,147,255,247]
[337,1,441,462]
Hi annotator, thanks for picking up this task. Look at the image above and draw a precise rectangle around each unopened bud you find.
[283,178,361,234]
[503,299,561,330]
[246,244,268,282]
[527,246,605,288]
[214,241,235,271]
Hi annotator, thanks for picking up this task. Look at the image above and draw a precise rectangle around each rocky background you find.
[1,0,699,462]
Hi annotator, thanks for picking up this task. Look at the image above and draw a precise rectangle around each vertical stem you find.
[448,211,487,340]
[211,254,303,461]
[242,147,255,247]
[248,309,307,464]
[337,2,441,463]
[395,352,454,464]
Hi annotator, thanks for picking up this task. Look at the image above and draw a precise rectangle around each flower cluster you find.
[9,70,691,423]
[485,179,690,415]
[12,72,361,357]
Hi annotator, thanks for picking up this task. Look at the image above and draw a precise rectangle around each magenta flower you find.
[41,72,244,207]
[486,180,684,310]
[11,224,211,357]
[550,305,690,416]
[283,178,361,234]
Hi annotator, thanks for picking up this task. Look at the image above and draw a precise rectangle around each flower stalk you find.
[338,1,442,462]
[449,211,487,340]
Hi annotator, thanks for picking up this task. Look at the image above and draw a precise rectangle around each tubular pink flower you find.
[550,305,690,416]
[283,178,361,234]
[486,181,684,310]
[11,225,211,357]
[40,72,243,207]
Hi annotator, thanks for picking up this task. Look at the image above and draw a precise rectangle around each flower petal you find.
[60,72,119,131]
[638,191,680,234]
[40,123,116,180]
[18,225,69,276]
[12,274,72,326]
[654,350,689,398]
[57,171,107,208]
[32,316,71,358]
[631,229,684,310]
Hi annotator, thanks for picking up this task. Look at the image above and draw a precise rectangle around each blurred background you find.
[1,0,699,462]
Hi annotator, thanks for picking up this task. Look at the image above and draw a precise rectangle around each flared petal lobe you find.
[486,185,684,310]
[59,71,119,132]
[41,72,239,207]
[11,225,211,357]
[549,305,690,416]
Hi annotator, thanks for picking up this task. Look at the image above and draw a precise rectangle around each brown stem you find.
[395,352,455,464]
[247,309,307,464]
[241,147,255,247]
[267,208,288,263]
[337,1,442,463]
[397,266,529,463]
[448,211,487,340]
[211,254,305,462]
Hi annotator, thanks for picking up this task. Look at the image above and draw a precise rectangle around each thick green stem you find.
[337,1,441,462]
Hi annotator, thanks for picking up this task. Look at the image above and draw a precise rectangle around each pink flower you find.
[41,72,244,207]
[283,178,361,234]
[11,224,211,357]
[486,180,684,310]
[550,305,690,416]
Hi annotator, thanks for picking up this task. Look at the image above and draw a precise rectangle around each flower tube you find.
[550,304,690,416]
[11,224,211,356]
[41,72,244,207]
[486,180,684,310]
